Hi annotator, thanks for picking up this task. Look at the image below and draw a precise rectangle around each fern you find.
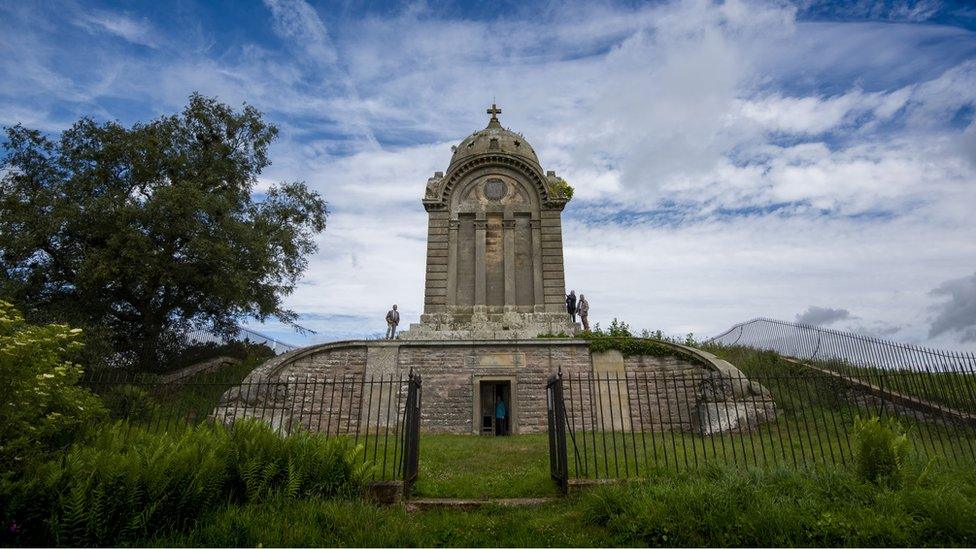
[853,416,911,486]
[12,419,371,546]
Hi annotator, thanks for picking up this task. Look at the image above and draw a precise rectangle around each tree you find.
[0,94,327,371]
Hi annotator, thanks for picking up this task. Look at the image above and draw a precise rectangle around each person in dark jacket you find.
[566,290,577,323]
[385,304,400,339]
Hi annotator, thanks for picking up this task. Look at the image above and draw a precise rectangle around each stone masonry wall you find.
[395,342,592,433]
[217,340,730,435]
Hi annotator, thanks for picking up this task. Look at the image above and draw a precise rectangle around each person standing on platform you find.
[566,290,577,323]
[578,294,590,331]
[385,304,400,339]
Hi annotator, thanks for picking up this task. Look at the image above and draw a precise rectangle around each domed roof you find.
[448,104,540,168]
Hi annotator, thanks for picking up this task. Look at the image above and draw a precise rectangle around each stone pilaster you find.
[503,218,516,306]
[540,210,566,313]
[423,211,450,313]
[446,219,459,307]
[474,217,487,306]
[530,218,544,313]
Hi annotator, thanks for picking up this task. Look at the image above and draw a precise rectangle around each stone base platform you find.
[215,338,775,436]
[399,311,579,340]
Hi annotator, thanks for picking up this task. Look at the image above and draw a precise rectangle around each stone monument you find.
[216,105,773,437]
[401,104,578,339]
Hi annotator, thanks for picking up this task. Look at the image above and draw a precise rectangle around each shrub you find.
[607,318,632,337]
[0,301,105,476]
[101,385,160,422]
[852,416,910,486]
[2,420,370,546]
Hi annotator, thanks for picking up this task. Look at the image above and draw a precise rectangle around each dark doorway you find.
[479,380,511,436]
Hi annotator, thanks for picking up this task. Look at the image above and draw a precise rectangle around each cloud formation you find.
[795,306,852,326]
[929,272,976,343]
[2,0,976,349]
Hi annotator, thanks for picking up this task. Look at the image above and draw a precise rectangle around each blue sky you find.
[3,0,976,349]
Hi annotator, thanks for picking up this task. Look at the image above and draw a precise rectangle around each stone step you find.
[405,497,556,511]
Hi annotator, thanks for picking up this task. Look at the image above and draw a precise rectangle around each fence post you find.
[401,373,422,497]
[547,373,569,494]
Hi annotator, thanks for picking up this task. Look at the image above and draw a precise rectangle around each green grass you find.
[143,463,976,547]
[563,406,976,477]
[414,434,556,498]
[146,497,603,547]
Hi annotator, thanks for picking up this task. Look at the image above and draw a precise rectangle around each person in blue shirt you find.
[495,395,507,436]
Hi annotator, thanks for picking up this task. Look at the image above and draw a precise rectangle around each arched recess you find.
[440,155,551,206]
[445,162,544,313]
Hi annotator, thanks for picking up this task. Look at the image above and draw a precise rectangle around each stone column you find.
[530,218,544,312]
[474,217,487,306]
[503,218,516,306]
[447,219,459,307]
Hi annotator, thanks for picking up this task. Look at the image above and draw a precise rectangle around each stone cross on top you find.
[487,103,502,121]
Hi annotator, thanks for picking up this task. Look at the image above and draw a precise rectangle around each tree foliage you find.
[0,94,327,370]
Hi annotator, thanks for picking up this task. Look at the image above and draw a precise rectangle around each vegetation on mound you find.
[538,318,694,359]
[142,463,976,547]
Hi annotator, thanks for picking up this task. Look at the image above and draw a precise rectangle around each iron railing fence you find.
[710,318,975,373]
[189,326,298,355]
[547,366,976,480]
[80,369,421,483]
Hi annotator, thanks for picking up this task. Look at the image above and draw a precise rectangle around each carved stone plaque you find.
[484,178,506,201]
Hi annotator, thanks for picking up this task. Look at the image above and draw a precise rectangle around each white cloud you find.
[795,306,852,325]
[3,0,976,352]
[929,272,976,343]
[76,11,158,48]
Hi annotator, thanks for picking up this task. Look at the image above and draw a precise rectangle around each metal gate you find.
[401,372,422,495]
[546,372,569,493]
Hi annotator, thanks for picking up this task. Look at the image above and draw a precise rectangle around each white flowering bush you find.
[0,301,104,474]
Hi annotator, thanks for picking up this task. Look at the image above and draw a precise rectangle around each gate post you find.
[401,372,422,497]
[547,372,569,494]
